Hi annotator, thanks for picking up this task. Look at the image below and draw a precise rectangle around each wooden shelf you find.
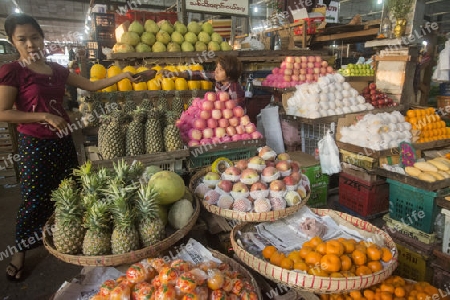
[437,197,450,210]
[344,76,375,82]
[365,38,412,48]
[412,139,450,150]
[304,27,379,45]
[375,55,411,62]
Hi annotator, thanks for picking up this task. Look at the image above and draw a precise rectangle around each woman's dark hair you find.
[5,13,44,41]
[217,55,243,82]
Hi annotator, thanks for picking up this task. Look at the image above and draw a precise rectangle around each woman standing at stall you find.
[0,13,138,281]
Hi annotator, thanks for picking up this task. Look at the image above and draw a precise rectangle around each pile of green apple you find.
[339,64,374,77]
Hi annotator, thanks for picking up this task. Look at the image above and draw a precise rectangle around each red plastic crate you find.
[293,17,325,35]
[338,172,389,218]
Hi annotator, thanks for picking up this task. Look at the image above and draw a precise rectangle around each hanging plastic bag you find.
[318,129,341,175]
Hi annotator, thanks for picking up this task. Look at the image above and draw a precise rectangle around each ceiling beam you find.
[69,0,172,10]
[0,14,84,23]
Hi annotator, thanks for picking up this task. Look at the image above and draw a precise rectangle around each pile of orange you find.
[261,236,393,277]
[319,275,448,300]
[405,108,450,143]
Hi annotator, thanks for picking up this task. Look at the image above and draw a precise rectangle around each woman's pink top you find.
[0,61,70,139]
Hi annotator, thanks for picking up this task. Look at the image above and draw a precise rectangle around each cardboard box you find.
[288,151,329,207]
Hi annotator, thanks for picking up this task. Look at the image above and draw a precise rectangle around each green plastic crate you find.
[188,147,258,170]
[387,179,438,234]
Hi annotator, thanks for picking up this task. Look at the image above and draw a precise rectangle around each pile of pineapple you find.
[80,90,189,160]
[50,160,194,256]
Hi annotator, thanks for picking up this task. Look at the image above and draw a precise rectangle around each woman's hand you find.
[43,113,68,131]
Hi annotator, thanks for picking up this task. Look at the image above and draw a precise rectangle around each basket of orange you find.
[230,209,398,294]
[319,275,448,300]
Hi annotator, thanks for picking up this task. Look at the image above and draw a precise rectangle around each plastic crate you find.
[387,179,438,234]
[92,13,115,28]
[339,172,389,218]
[393,240,432,282]
[442,208,450,255]
[188,147,258,170]
[293,17,325,35]
[383,214,438,245]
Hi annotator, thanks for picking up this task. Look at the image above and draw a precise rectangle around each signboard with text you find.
[317,0,339,23]
[186,0,249,16]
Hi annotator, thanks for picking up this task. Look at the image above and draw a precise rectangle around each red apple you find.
[229,117,239,127]
[215,127,226,138]
[188,129,202,140]
[240,168,259,180]
[203,128,214,139]
[235,159,248,170]
[218,119,229,128]
[283,175,299,186]
[193,119,206,130]
[225,100,237,109]
[276,160,291,172]
[188,140,200,147]
[204,92,216,102]
[248,156,265,166]
[326,66,334,73]
[214,101,225,110]
[226,126,237,136]
[218,91,230,102]
[224,166,241,176]
[369,83,376,90]
[235,125,245,135]
[207,118,218,128]
[250,182,268,192]
[202,101,214,111]
[217,180,233,193]
[245,123,256,134]
[251,131,263,139]
[232,182,249,193]
[212,109,222,120]
[269,180,286,191]
[222,109,233,119]
[233,106,245,118]
[262,166,278,177]
[200,110,212,120]
[240,115,251,126]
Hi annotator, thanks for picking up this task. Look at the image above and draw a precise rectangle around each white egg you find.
[327,109,335,116]
[321,110,329,117]
[318,76,330,87]
[335,91,343,100]
[342,98,351,107]
[342,82,351,90]
[366,103,374,110]
[321,85,329,93]
[342,90,350,98]
[328,84,336,92]
[388,123,397,132]
[389,132,399,140]
[310,111,321,119]
[319,93,328,102]
[404,131,412,139]
[309,84,321,94]
[335,107,344,115]
[308,103,320,111]
[326,73,335,82]
[320,102,330,110]
[334,73,345,83]
[328,101,336,109]
[343,107,351,114]
[311,93,320,103]
[349,97,358,106]
[388,114,397,124]
[327,93,335,102]
[403,122,412,130]
[380,132,390,141]
[357,95,366,104]
[350,105,359,112]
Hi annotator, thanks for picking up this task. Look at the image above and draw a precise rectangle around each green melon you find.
[148,171,185,205]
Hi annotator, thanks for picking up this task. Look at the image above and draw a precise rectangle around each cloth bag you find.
[318,129,341,175]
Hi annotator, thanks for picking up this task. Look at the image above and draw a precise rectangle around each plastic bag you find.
[318,130,341,175]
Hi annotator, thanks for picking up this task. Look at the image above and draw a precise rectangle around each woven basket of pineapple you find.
[230,208,398,294]
[189,166,310,223]
[43,196,200,267]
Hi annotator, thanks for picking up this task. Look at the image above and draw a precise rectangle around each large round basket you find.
[210,249,263,300]
[43,198,200,267]
[189,167,310,222]
[230,209,398,294]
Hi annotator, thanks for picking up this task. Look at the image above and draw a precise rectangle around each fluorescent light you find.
[254,6,258,12]
[377,0,382,4]
[14,7,20,13]
[422,41,428,46]
[88,15,91,21]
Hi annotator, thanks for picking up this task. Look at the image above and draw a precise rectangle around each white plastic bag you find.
[318,130,341,175]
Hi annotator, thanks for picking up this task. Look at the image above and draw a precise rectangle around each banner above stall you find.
[186,0,249,16]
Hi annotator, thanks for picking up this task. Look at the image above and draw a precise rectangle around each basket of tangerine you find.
[231,209,398,294]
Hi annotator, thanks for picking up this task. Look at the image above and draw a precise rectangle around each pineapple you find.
[165,111,179,126]
[74,162,109,197]
[187,90,198,107]
[136,182,165,247]
[163,125,184,152]
[112,158,144,185]
[172,91,184,117]
[126,107,146,157]
[82,201,112,255]
[157,90,168,111]
[145,114,164,154]
[51,178,85,254]
[99,114,125,159]
[122,91,137,114]
[140,94,153,111]
[105,180,140,254]
[89,93,104,127]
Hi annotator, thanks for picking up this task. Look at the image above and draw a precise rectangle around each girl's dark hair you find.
[217,55,242,82]
[5,13,44,41]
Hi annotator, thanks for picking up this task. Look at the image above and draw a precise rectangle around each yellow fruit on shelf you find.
[90,64,107,79]
[201,80,213,90]
[147,79,161,90]
[117,78,132,91]
[102,84,117,93]
[190,63,204,71]
[106,65,122,78]
[187,80,201,90]
[133,81,148,91]
[174,78,188,90]
[122,65,137,74]
[135,66,149,73]
[152,65,163,72]
[163,65,178,73]
[161,78,175,90]
[177,64,189,72]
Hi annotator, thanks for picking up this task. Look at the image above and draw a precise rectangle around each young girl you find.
[164,55,246,107]
[0,13,139,281]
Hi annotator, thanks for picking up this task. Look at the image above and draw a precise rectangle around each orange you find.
[305,251,323,266]
[294,261,309,271]
[262,245,277,259]
[394,287,406,298]
[355,266,372,276]
[330,272,344,278]
[406,110,416,118]
[287,251,303,263]
[280,257,294,270]
[299,246,314,259]
[367,245,382,261]
[350,290,363,300]
[320,254,342,273]
[342,240,356,254]
[367,261,383,273]
[302,241,313,248]
[416,293,428,300]
[310,236,324,248]
[352,249,367,266]
[340,254,352,271]
[424,285,439,296]
[364,290,376,300]
[380,292,393,300]
[381,284,395,294]
[320,295,330,300]
[327,240,345,256]
[381,247,393,263]
[270,252,285,266]
[355,244,368,254]
[316,242,328,255]
[392,276,406,287]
